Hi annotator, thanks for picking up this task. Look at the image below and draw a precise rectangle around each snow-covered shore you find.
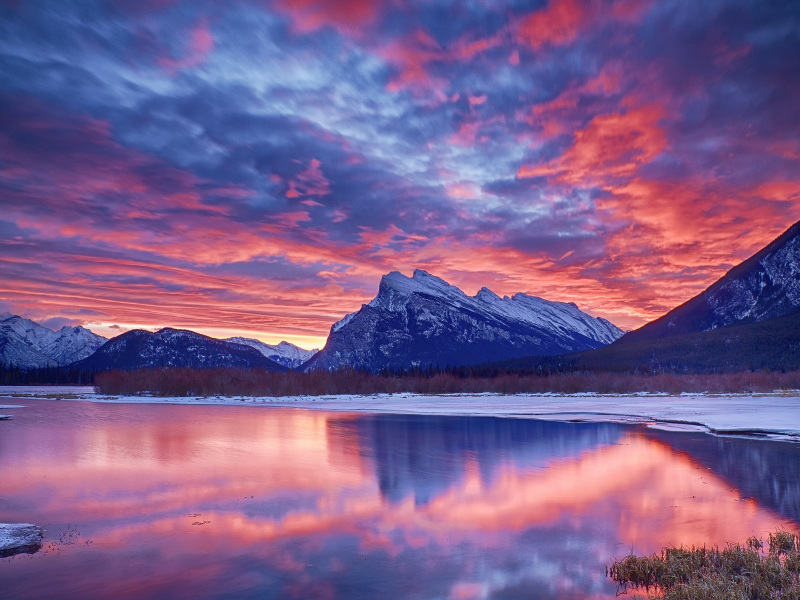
[0,523,43,558]
[2,386,800,442]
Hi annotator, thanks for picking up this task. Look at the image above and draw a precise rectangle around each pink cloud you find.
[518,0,590,49]
[445,182,480,200]
[271,0,382,38]
[158,17,215,74]
[380,28,503,101]
[514,63,626,143]
[381,29,450,100]
[285,159,332,199]
[517,0,655,50]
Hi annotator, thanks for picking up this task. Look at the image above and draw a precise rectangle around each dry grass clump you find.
[608,531,800,599]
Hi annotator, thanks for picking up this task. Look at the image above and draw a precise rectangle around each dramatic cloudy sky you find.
[1,0,799,348]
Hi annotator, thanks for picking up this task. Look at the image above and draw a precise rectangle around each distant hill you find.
[496,221,800,374]
[226,337,318,369]
[0,315,107,368]
[305,269,623,372]
[73,328,286,371]
[496,311,800,374]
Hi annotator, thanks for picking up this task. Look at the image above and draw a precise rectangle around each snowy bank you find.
[0,523,43,557]
[2,386,797,443]
[0,385,94,396]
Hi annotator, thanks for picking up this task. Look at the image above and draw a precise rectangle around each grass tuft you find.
[608,530,800,599]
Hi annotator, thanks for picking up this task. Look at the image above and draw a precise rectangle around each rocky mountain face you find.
[305,270,623,372]
[623,220,800,343]
[226,337,318,369]
[74,328,286,371]
[514,220,800,373]
[0,315,107,368]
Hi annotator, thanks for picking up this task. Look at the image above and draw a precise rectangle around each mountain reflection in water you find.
[0,399,797,600]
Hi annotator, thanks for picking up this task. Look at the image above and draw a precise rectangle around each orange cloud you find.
[518,103,667,185]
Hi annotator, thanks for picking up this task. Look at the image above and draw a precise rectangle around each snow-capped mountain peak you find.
[361,271,623,348]
[0,315,107,368]
[371,270,462,305]
[476,287,501,302]
[307,270,624,372]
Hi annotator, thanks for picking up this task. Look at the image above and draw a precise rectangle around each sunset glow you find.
[1,1,798,346]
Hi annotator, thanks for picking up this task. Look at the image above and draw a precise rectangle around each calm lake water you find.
[1,399,798,599]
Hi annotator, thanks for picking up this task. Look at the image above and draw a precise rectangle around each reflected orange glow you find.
[6,409,788,555]
[416,434,790,553]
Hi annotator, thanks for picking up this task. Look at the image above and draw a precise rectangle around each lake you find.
[1,398,798,599]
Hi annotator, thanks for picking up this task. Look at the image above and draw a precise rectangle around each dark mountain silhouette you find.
[73,328,286,371]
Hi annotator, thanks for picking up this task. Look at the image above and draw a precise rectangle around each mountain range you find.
[0,314,107,368]
[0,317,312,372]
[0,272,624,374]
[3,219,799,375]
[304,269,623,372]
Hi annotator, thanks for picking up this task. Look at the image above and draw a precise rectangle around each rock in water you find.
[0,523,44,557]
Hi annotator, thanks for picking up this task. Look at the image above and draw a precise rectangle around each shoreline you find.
[2,386,800,443]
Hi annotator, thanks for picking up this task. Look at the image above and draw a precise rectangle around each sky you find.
[1,0,799,349]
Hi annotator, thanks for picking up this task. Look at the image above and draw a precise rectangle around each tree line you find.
[0,363,95,385]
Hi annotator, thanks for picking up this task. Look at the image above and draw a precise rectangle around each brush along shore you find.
[94,367,800,397]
